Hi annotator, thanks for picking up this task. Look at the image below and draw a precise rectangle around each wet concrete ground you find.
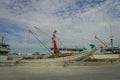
[0,63,120,80]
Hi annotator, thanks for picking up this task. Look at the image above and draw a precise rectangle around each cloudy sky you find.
[0,0,120,54]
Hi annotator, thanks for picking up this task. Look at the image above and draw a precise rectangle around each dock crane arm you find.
[28,29,51,53]
[95,36,109,48]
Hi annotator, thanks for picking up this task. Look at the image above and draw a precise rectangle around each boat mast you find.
[110,25,114,53]
[1,36,4,44]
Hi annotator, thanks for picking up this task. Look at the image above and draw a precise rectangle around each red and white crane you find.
[52,30,59,54]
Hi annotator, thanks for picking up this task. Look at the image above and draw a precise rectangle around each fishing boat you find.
[0,36,10,60]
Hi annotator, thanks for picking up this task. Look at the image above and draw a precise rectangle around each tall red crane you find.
[52,30,58,54]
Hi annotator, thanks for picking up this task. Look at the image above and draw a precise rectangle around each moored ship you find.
[0,36,10,60]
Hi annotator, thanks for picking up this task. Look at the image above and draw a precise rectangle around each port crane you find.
[95,25,116,54]
[33,26,59,54]
[34,26,61,54]
[28,28,93,60]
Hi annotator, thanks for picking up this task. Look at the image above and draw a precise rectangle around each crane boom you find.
[28,29,51,53]
[95,36,108,48]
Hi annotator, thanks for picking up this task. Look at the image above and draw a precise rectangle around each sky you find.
[0,0,120,54]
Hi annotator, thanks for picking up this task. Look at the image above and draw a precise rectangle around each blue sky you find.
[0,0,120,54]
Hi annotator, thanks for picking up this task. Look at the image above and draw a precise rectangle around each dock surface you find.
[0,63,120,80]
